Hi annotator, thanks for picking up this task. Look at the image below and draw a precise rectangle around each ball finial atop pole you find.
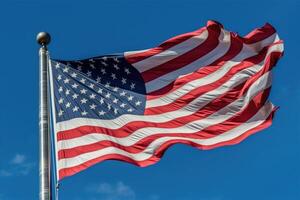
[36,32,51,47]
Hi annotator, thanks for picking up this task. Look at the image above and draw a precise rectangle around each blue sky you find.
[0,0,299,199]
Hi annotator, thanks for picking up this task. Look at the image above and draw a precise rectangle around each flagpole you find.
[37,32,52,200]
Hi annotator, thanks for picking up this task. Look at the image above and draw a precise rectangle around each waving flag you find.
[49,21,284,180]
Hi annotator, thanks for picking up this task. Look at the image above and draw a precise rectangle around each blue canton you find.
[51,55,146,122]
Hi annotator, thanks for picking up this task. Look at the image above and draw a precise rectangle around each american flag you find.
[49,21,284,180]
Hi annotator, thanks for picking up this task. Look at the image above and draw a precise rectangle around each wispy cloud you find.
[0,153,35,177]
[10,154,26,164]
[86,181,161,200]
[87,181,136,200]
[0,169,12,177]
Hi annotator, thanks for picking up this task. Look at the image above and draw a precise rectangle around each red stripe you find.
[59,153,156,180]
[58,106,277,180]
[141,23,222,83]
[243,23,276,44]
[125,27,205,64]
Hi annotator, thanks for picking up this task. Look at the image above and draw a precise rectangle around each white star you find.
[113,87,119,92]
[127,108,133,112]
[99,97,104,104]
[72,93,79,99]
[58,86,63,93]
[111,73,116,80]
[105,82,110,88]
[135,101,141,106]
[90,64,95,69]
[58,98,64,104]
[72,83,78,89]
[107,103,111,110]
[90,104,96,110]
[58,109,64,116]
[128,95,133,101]
[102,56,108,61]
[99,110,106,116]
[80,89,87,94]
[55,63,60,69]
[97,88,103,94]
[101,68,106,74]
[113,57,119,63]
[57,75,62,80]
[121,78,127,85]
[124,68,130,74]
[89,83,95,89]
[120,91,126,96]
[96,77,101,83]
[63,78,70,84]
[130,83,135,89]
[71,72,77,78]
[81,111,88,116]
[89,93,96,99]
[120,103,126,108]
[87,71,92,77]
[101,61,108,66]
[80,98,87,104]
[89,58,95,63]
[80,78,86,84]
[65,89,70,96]
[65,102,71,108]
[113,98,119,104]
[63,67,69,73]
[105,92,111,99]
[113,64,119,70]
[72,106,79,112]
[77,66,82,71]
[114,108,118,115]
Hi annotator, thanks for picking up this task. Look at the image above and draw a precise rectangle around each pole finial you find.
[36,32,51,46]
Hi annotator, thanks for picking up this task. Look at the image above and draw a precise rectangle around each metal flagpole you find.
[37,32,52,200]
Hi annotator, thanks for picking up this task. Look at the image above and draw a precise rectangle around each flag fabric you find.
[49,21,284,180]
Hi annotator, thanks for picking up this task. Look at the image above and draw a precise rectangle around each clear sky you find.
[0,0,299,200]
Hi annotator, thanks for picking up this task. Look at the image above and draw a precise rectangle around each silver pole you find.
[37,32,52,200]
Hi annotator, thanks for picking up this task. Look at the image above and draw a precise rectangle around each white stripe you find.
[55,43,282,133]
[124,49,150,57]
[128,30,209,73]
[58,102,274,170]
[57,71,272,150]
[49,59,60,181]
[146,35,281,108]
[247,34,280,53]
[145,29,231,93]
